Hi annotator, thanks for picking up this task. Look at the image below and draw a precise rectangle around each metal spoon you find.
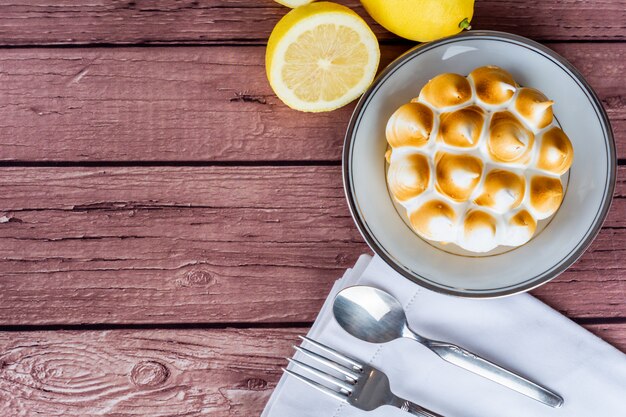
[332,285,563,408]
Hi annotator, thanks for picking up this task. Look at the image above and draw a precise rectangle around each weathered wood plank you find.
[0,166,361,324]
[0,45,396,162]
[0,43,623,162]
[0,328,295,416]
[0,0,623,46]
[0,324,623,416]
[585,322,626,351]
[0,166,624,325]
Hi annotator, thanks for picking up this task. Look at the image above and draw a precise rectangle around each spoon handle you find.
[426,340,563,408]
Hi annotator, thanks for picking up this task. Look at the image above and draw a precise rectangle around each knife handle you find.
[426,340,563,408]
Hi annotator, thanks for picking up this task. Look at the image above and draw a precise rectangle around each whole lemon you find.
[361,0,474,42]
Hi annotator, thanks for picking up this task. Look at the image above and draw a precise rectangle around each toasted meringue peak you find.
[439,105,485,148]
[488,111,535,164]
[409,199,457,242]
[469,66,517,105]
[474,169,525,213]
[515,87,554,130]
[386,102,434,148]
[418,73,472,108]
[435,152,483,202]
[505,210,537,246]
[536,127,574,175]
[530,176,564,218]
[461,210,498,252]
[387,153,430,202]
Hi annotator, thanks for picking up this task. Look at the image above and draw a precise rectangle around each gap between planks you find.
[0,39,624,50]
[0,160,344,168]
[0,160,624,168]
[0,316,625,333]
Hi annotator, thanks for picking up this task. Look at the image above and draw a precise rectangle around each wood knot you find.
[246,378,268,390]
[30,362,61,383]
[334,253,349,265]
[130,361,170,388]
[176,270,216,288]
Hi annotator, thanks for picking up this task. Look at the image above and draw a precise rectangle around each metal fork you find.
[283,336,444,417]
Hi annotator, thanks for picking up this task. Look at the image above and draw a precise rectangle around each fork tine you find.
[294,345,360,382]
[287,358,354,394]
[299,336,364,372]
[283,368,348,403]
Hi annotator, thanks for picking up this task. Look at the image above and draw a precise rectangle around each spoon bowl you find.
[333,285,408,344]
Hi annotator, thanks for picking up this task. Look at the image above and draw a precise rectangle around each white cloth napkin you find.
[261,254,626,417]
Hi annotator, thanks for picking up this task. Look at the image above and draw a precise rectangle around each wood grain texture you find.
[0,166,360,324]
[0,43,623,162]
[0,328,296,416]
[0,325,624,416]
[0,166,624,325]
[0,2,623,414]
[0,0,624,46]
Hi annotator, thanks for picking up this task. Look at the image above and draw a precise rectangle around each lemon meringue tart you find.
[385,65,574,253]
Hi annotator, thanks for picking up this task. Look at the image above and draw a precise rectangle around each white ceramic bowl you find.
[343,31,616,297]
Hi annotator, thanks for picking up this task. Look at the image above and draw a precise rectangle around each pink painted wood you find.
[0,325,624,416]
[0,1,624,415]
[0,44,623,162]
[0,0,623,45]
[0,166,624,325]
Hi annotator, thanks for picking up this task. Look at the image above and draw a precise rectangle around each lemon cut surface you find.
[266,2,380,112]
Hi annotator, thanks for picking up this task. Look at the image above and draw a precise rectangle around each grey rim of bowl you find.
[342,30,617,298]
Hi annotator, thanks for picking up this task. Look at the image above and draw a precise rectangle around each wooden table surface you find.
[0,1,624,415]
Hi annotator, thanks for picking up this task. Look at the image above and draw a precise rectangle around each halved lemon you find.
[266,2,380,112]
